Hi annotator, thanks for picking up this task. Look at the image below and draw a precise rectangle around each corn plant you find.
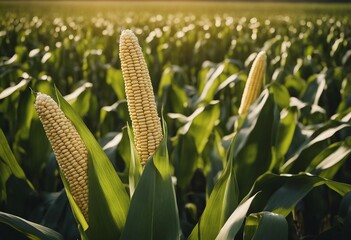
[1,2,351,240]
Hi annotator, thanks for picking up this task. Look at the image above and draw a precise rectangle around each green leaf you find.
[121,119,180,240]
[215,193,259,240]
[307,140,351,179]
[244,212,288,240]
[153,117,171,178]
[174,101,220,156]
[274,107,298,167]
[158,66,188,114]
[54,87,130,239]
[16,89,35,140]
[106,67,125,100]
[197,63,225,104]
[121,159,180,240]
[99,100,130,136]
[0,79,30,100]
[0,128,33,202]
[269,82,290,109]
[173,133,199,189]
[301,73,326,105]
[59,171,88,234]
[281,121,351,173]
[188,101,220,153]
[189,159,239,240]
[127,124,142,197]
[189,91,276,239]
[204,130,227,194]
[64,82,93,117]
[284,75,306,97]
[0,211,63,240]
[264,173,351,216]
[233,90,277,198]
[245,173,351,218]
[39,190,80,240]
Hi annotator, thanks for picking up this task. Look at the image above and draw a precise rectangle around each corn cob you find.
[238,51,267,115]
[34,93,89,221]
[119,29,163,166]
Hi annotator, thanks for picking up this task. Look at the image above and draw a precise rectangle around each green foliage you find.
[232,90,277,198]
[121,120,180,239]
[1,2,351,240]
[55,88,130,239]
[188,159,238,240]
[216,194,258,240]
[244,212,288,240]
[0,211,63,240]
[0,129,33,202]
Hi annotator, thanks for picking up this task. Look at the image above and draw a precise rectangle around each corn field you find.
[1,2,351,240]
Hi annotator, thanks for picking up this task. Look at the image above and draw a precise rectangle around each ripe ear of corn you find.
[34,93,88,222]
[119,29,163,166]
[238,51,267,116]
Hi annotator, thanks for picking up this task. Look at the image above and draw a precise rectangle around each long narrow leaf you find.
[264,173,351,216]
[54,87,130,239]
[274,107,298,167]
[244,211,288,240]
[0,129,34,202]
[189,159,239,240]
[215,193,259,240]
[232,89,277,199]
[282,121,351,173]
[173,133,199,189]
[0,211,63,240]
[245,173,351,218]
[121,118,180,240]
[307,140,351,179]
[127,124,142,197]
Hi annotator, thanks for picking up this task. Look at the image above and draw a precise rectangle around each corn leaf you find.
[158,66,188,114]
[269,82,290,109]
[273,107,298,168]
[64,82,93,117]
[0,128,34,202]
[106,67,125,100]
[204,130,227,193]
[153,118,171,178]
[173,133,199,189]
[243,211,288,240]
[121,119,181,240]
[301,73,326,106]
[188,101,220,153]
[39,190,80,240]
[54,87,130,239]
[215,193,258,240]
[127,124,142,197]
[232,89,278,199]
[59,171,88,235]
[307,139,351,179]
[244,172,351,219]
[102,132,124,168]
[263,173,351,216]
[197,63,225,104]
[0,211,63,240]
[0,79,30,100]
[281,121,351,173]
[189,149,239,240]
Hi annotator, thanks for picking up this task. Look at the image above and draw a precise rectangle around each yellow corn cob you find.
[119,29,163,166]
[238,51,267,115]
[34,93,88,221]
